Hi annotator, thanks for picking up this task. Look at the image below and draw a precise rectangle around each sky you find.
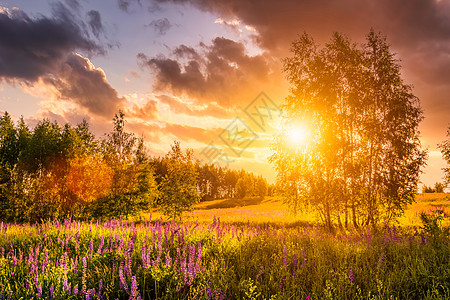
[0,0,449,187]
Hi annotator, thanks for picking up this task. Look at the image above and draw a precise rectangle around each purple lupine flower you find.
[64,277,71,294]
[98,235,104,255]
[73,285,79,295]
[49,285,55,299]
[180,252,188,284]
[283,245,288,270]
[165,254,172,267]
[98,280,103,300]
[292,254,298,277]
[34,267,39,285]
[187,244,196,284]
[86,288,95,300]
[0,284,4,299]
[349,269,354,282]
[256,266,264,279]
[89,239,93,260]
[377,253,385,270]
[279,275,286,291]
[130,275,138,299]
[421,231,427,245]
[82,257,88,295]
[37,284,42,298]
[174,248,180,273]
[119,266,129,292]
[140,246,147,268]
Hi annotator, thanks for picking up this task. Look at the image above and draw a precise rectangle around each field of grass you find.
[0,194,449,299]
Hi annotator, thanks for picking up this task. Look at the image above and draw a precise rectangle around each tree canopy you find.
[270,30,427,229]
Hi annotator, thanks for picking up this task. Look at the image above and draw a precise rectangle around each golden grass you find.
[143,193,450,227]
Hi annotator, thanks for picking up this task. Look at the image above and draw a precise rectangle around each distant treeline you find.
[422,183,444,194]
[0,111,268,222]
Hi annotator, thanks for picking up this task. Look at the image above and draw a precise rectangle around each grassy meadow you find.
[0,194,449,299]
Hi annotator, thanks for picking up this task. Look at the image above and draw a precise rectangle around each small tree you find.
[99,111,158,218]
[235,178,247,199]
[439,127,450,188]
[434,182,444,193]
[160,141,200,220]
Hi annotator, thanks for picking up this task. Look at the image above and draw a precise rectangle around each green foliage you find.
[159,141,200,220]
[420,209,450,246]
[439,127,450,188]
[96,111,158,219]
[422,183,444,193]
[0,111,158,222]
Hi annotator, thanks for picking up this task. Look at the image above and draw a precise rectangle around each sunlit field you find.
[1,194,449,299]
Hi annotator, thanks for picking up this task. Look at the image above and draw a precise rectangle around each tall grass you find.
[0,208,449,299]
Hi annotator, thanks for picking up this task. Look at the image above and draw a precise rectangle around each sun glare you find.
[287,125,309,145]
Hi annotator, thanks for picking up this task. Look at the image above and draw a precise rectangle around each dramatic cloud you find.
[0,6,101,81]
[138,37,280,107]
[127,97,159,120]
[147,18,172,35]
[0,6,123,118]
[87,10,103,38]
[36,53,124,117]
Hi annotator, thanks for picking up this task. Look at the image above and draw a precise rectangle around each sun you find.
[286,125,310,145]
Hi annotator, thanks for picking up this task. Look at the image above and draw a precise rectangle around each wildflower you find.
[349,269,354,282]
[1,284,5,299]
[119,266,129,292]
[256,266,264,279]
[89,239,93,260]
[64,277,71,294]
[377,252,385,270]
[366,227,372,248]
[37,284,42,298]
[73,285,79,295]
[283,245,288,270]
[130,275,138,299]
[50,285,55,299]
[279,275,286,291]
[98,279,103,299]
[165,254,172,267]
[82,257,87,295]
[98,235,104,255]
[86,288,95,300]
[292,254,298,277]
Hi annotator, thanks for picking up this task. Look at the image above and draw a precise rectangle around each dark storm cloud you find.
[138,37,277,106]
[42,53,125,117]
[87,10,103,38]
[0,6,102,81]
[154,0,450,52]
[0,6,123,118]
[148,18,172,35]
